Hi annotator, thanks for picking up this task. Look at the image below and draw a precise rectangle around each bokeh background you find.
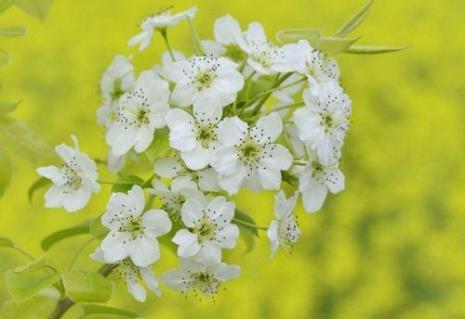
[1,0,465,318]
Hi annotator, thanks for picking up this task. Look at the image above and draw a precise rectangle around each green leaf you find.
[0,100,20,115]
[0,26,26,37]
[233,209,260,253]
[0,146,12,196]
[41,220,91,251]
[317,36,361,54]
[62,270,114,303]
[111,175,144,193]
[276,28,322,45]
[28,176,51,203]
[334,0,374,37]
[0,117,53,164]
[0,236,15,248]
[80,304,141,318]
[90,217,108,240]
[14,256,48,273]
[0,0,15,14]
[0,48,9,66]
[0,293,59,319]
[5,269,60,303]
[14,0,53,20]
[344,44,407,54]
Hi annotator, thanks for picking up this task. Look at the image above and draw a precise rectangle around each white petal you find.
[140,267,161,297]
[300,174,328,213]
[126,274,146,302]
[252,112,283,144]
[127,185,145,216]
[217,116,248,146]
[212,264,240,281]
[63,188,92,212]
[181,198,204,227]
[215,224,239,249]
[143,209,172,237]
[267,220,280,256]
[101,231,131,263]
[181,145,210,170]
[214,15,241,45]
[154,157,184,178]
[325,168,345,194]
[173,229,200,257]
[171,84,196,107]
[130,235,160,267]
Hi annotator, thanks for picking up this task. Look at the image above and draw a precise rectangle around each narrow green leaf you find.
[62,270,114,303]
[276,28,322,45]
[334,0,374,37]
[41,221,91,251]
[0,100,20,115]
[111,175,144,193]
[233,209,259,236]
[317,35,361,54]
[0,0,14,14]
[0,48,9,66]
[80,304,141,318]
[0,236,15,248]
[0,146,12,196]
[0,25,26,37]
[14,0,53,20]
[5,269,60,303]
[28,176,51,203]
[14,256,48,273]
[344,44,408,54]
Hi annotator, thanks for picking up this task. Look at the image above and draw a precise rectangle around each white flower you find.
[106,71,170,156]
[212,113,293,195]
[129,6,197,51]
[202,15,245,62]
[237,22,292,74]
[165,55,244,113]
[37,136,100,213]
[150,177,205,224]
[91,249,161,302]
[272,73,305,106]
[165,107,221,170]
[97,55,135,127]
[154,155,221,192]
[283,40,339,85]
[293,81,351,164]
[161,250,240,296]
[101,185,172,267]
[153,51,185,81]
[267,191,300,256]
[172,196,239,258]
[298,150,345,213]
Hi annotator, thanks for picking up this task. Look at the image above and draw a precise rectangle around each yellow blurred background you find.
[1,0,465,318]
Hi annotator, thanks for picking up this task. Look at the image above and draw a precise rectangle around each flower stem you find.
[187,18,204,55]
[160,29,176,61]
[232,218,268,231]
[12,246,34,261]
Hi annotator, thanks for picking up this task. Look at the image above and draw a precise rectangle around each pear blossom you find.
[172,196,239,257]
[153,51,185,81]
[283,40,340,85]
[129,6,197,51]
[267,191,300,256]
[91,249,161,302]
[97,55,135,127]
[161,250,240,295]
[165,107,221,170]
[101,185,172,267]
[212,113,293,195]
[237,22,292,74]
[154,155,221,192]
[202,15,245,62]
[298,149,345,213]
[106,71,170,156]
[165,55,244,113]
[150,177,205,224]
[37,136,100,213]
[293,82,351,164]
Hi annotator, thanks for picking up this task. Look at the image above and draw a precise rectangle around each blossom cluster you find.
[37,6,350,301]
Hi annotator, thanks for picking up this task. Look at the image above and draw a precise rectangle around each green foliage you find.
[0,48,9,66]
[90,217,108,240]
[334,0,374,37]
[1,292,59,319]
[0,236,14,248]
[110,175,144,193]
[80,304,141,318]
[14,0,53,20]
[233,209,259,253]
[0,25,26,37]
[13,256,47,273]
[5,269,60,302]
[0,146,12,197]
[0,0,15,14]
[61,270,114,303]
[41,220,92,251]
[344,44,408,54]
[28,176,51,203]
[0,100,19,115]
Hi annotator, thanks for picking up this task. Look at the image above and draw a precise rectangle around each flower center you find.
[196,124,216,148]
[237,138,262,169]
[120,215,144,239]
[277,214,299,252]
[225,44,246,62]
[196,70,216,90]
[63,165,82,192]
[136,107,150,125]
[193,216,217,243]
[191,272,221,295]
[321,113,334,130]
